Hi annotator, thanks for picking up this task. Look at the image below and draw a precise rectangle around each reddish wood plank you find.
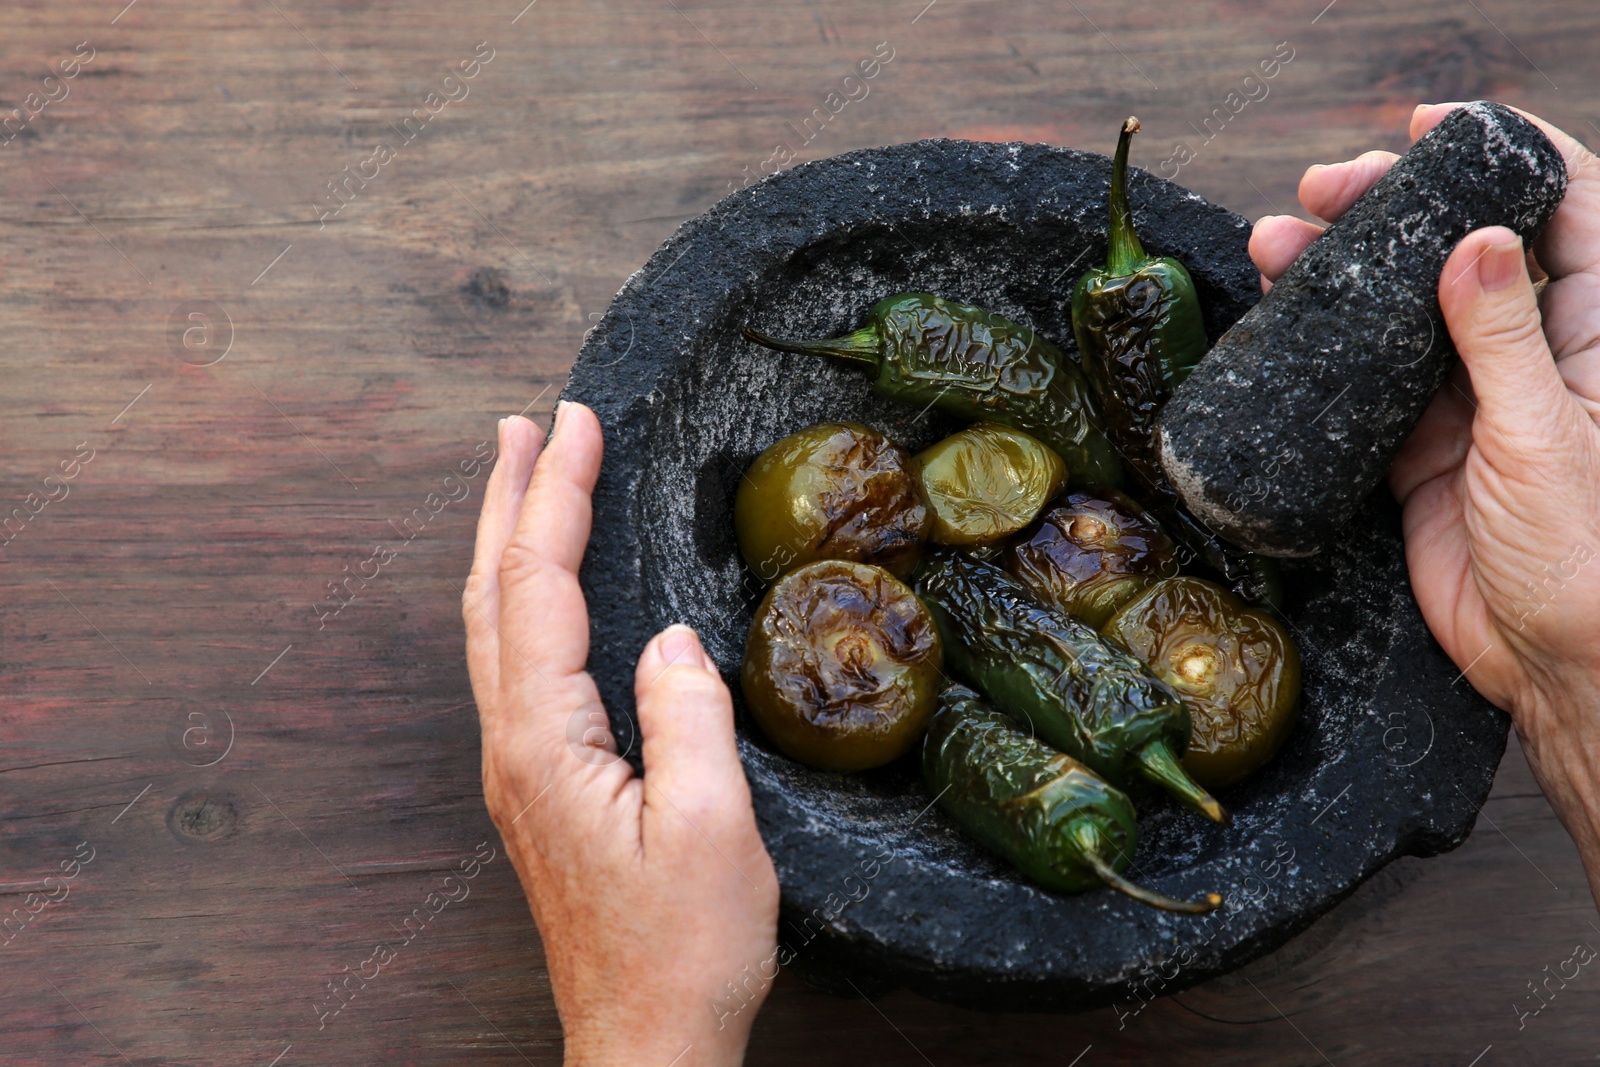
[2,1,1597,1063]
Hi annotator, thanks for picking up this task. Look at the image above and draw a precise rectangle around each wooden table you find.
[2,1,1597,1063]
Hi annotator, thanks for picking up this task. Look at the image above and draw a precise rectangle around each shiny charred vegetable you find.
[914,424,1066,546]
[1004,487,1178,629]
[1105,577,1300,790]
[734,422,929,582]
[741,294,1122,486]
[742,559,944,771]
[1072,116,1208,485]
[924,685,1221,912]
[913,548,1228,824]
[1070,117,1283,612]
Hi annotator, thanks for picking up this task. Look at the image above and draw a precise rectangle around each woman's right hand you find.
[1249,103,1600,895]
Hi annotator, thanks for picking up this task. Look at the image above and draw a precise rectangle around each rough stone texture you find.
[561,139,1508,1012]
[1157,101,1568,557]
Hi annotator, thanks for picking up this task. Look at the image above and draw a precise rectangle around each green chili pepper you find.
[914,547,1229,825]
[1072,116,1208,481]
[742,294,1122,487]
[1071,117,1282,612]
[924,684,1221,913]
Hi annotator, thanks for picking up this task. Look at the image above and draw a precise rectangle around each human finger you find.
[1297,151,1400,223]
[1249,214,1325,291]
[1437,227,1576,450]
[633,625,749,832]
[464,416,545,694]
[498,401,605,690]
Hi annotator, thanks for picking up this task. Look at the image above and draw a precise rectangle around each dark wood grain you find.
[2,0,1597,1063]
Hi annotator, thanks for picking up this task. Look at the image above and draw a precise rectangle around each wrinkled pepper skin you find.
[1105,577,1300,790]
[1005,486,1179,629]
[1071,117,1283,612]
[913,548,1227,824]
[1072,117,1209,489]
[734,422,928,582]
[742,559,944,771]
[923,685,1220,912]
[742,293,1122,487]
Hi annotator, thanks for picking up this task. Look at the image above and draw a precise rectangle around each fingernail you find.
[658,623,703,667]
[498,417,507,431]
[1479,238,1526,291]
[550,400,570,439]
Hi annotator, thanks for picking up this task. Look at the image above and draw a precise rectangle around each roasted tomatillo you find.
[734,422,928,582]
[1005,487,1178,628]
[914,424,1066,546]
[742,559,944,771]
[1105,577,1300,790]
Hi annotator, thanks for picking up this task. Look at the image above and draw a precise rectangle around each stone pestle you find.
[1156,101,1568,557]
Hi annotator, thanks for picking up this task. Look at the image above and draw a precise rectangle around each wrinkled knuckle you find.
[649,664,730,706]
[1474,299,1545,351]
[497,541,555,590]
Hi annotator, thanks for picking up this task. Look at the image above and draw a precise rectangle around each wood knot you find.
[168,793,237,843]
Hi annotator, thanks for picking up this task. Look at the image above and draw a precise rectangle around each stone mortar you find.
[561,138,1508,1012]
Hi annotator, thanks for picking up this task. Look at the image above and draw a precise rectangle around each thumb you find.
[1437,226,1568,449]
[633,625,749,822]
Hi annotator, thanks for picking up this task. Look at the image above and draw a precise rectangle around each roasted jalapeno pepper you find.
[914,424,1066,546]
[742,294,1122,486]
[1105,577,1300,789]
[742,559,944,771]
[925,685,1221,912]
[1071,117,1283,612]
[1072,116,1208,485]
[734,422,929,583]
[913,548,1228,824]
[1004,486,1178,629]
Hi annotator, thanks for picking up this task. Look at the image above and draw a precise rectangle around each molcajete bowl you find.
[561,138,1508,1012]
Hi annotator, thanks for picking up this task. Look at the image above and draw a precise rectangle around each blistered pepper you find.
[1072,116,1209,482]
[1072,117,1282,611]
[742,294,1122,486]
[914,548,1228,824]
[924,685,1221,912]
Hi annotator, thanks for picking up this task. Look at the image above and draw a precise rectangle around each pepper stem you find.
[1137,740,1230,825]
[1106,116,1148,277]
[1069,821,1223,914]
[741,324,882,370]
